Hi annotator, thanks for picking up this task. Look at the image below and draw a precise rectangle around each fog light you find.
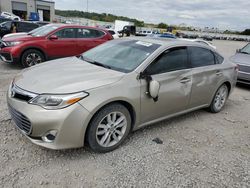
[42,130,57,143]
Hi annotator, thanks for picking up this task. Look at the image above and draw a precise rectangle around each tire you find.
[21,49,45,68]
[208,84,229,113]
[86,103,131,153]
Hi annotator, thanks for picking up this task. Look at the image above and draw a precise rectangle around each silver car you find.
[231,43,250,85]
[7,38,238,153]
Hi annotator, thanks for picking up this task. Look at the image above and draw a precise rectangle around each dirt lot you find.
[0,40,249,187]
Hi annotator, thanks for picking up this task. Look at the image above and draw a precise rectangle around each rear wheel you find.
[21,49,45,68]
[86,103,131,153]
[209,84,229,113]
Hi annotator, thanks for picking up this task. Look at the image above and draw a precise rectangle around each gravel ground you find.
[0,40,250,187]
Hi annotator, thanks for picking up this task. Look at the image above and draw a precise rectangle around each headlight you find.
[29,92,89,110]
[5,41,22,47]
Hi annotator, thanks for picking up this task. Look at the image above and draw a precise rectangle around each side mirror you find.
[236,49,241,53]
[49,35,58,40]
[149,80,160,100]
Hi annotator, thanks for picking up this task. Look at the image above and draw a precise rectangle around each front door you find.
[140,46,192,124]
[46,28,78,59]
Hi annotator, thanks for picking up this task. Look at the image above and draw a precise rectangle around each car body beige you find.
[7,38,238,152]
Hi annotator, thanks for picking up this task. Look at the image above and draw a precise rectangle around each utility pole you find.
[86,0,89,26]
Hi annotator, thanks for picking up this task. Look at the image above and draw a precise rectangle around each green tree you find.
[157,22,168,29]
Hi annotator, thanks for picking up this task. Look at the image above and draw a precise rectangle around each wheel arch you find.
[20,46,47,61]
[84,100,137,144]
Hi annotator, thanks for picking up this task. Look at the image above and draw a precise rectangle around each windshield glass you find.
[28,24,50,35]
[81,40,161,73]
[241,43,250,54]
[31,24,61,37]
[0,21,11,28]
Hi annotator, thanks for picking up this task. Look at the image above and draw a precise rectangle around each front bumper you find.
[0,52,13,63]
[7,89,92,150]
[237,71,250,85]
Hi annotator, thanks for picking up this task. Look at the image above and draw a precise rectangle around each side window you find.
[76,28,105,38]
[145,47,188,75]
[54,28,76,39]
[189,47,215,67]
[76,28,91,38]
[214,52,224,64]
[89,29,105,38]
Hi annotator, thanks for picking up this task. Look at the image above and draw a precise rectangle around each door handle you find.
[180,77,191,84]
[216,70,223,76]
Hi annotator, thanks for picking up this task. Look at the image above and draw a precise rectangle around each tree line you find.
[55,10,144,27]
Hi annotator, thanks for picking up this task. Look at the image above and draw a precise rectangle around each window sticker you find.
[136,41,153,47]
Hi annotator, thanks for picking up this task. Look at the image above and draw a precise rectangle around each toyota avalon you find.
[7,38,238,153]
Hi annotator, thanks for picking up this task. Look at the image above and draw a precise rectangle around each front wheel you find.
[21,49,45,68]
[86,103,131,153]
[209,84,229,113]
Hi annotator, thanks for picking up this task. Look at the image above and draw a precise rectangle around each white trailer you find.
[114,20,134,32]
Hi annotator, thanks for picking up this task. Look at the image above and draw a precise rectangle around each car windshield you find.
[241,44,250,54]
[28,24,50,35]
[81,40,161,73]
[31,24,61,37]
[0,21,11,28]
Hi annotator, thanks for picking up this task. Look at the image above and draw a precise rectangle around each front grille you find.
[11,84,37,102]
[239,64,250,73]
[8,105,32,135]
[0,40,5,48]
[13,92,33,102]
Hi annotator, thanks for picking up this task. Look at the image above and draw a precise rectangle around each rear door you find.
[76,28,108,55]
[188,46,224,108]
[140,46,192,123]
[46,28,78,58]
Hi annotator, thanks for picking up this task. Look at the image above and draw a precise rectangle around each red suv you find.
[0,24,113,67]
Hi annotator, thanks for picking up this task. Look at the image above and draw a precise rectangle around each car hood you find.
[2,32,27,40]
[14,57,125,94]
[230,53,250,65]
[3,35,42,42]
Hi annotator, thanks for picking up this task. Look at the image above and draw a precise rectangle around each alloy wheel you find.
[25,53,42,67]
[96,112,127,147]
[213,85,228,111]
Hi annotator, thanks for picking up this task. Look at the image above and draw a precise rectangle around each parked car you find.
[230,43,250,85]
[0,20,39,38]
[108,29,119,39]
[2,24,51,40]
[0,24,113,67]
[150,33,176,39]
[7,38,238,152]
[0,16,11,24]
[1,12,21,21]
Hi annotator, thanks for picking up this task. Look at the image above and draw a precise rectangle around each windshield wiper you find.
[240,51,250,55]
[80,55,111,69]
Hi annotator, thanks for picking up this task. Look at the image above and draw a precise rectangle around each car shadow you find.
[0,61,23,71]
[236,83,250,90]
[37,109,210,158]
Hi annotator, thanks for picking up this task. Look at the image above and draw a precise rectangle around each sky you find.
[54,0,250,31]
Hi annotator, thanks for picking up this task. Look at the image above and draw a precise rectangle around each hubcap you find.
[214,85,228,111]
[25,53,42,66]
[96,112,127,147]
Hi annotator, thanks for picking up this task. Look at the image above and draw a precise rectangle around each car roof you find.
[125,37,215,51]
